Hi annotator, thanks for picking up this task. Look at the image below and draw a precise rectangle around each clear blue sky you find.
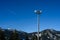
[0,0,60,33]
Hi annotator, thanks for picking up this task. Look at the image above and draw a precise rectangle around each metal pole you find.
[37,14,40,40]
[34,10,41,40]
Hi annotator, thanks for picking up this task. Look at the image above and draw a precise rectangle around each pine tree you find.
[25,34,29,40]
[32,34,37,40]
[0,28,5,40]
[9,30,20,40]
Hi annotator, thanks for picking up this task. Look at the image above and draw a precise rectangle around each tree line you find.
[0,28,37,40]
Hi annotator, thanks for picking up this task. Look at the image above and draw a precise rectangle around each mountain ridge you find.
[0,28,60,40]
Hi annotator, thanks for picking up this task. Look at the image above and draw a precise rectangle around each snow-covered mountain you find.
[30,29,60,40]
[0,28,60,40]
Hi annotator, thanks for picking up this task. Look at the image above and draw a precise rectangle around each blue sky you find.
[0,0,60,33]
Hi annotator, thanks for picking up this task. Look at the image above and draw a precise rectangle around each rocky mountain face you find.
[30,29,60,40]
[40,29,60,40]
